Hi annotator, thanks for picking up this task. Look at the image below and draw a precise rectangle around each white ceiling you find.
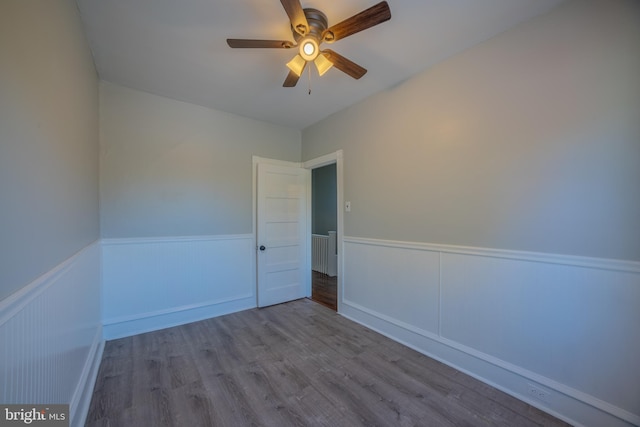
[76,0,566,130]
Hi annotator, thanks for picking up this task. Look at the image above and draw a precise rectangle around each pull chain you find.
[308,64,312,95]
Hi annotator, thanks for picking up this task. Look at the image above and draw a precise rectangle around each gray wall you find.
[0,0,100,300]
[302,0,640,262]
[312,164,337,235]
[100,82,302,238]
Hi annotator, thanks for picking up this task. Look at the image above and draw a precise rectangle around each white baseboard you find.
[341,236,640,427]
[102,295,255,340]
[70,327,105,427]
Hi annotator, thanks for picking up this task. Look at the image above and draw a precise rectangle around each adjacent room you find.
[1,0,638,426]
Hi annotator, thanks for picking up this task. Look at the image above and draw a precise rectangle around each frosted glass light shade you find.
[286,54,306,77]
[314,54,333,76]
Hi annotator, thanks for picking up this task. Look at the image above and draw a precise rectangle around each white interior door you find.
[257,162,309,307]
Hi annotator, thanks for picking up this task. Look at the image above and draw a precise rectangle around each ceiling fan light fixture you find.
[227,1,392,88]
[314,53,333,76]
[286,54,306,77]
[299,37,319,61]
[303,42,315,56]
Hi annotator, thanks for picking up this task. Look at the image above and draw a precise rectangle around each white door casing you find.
[256,162,309,307]
[304,150,343,312]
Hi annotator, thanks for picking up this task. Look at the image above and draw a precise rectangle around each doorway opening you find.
[310,163,337,311]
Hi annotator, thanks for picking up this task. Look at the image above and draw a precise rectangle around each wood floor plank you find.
[314,350,481,427]
[85,372,133,423]
[199,370,264,426]
[282,385,355,427]
[167,354,201,389]
[132,387,176,426]
[229,364,311,427]
[86,299,571,426]
[168,381,216,427]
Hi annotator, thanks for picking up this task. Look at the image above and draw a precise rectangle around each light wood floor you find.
[86,299,570,426]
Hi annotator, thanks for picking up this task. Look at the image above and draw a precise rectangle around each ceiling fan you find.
[227,1,391,87]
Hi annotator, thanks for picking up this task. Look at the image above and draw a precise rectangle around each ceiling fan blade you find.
[227,39,295,49]
[280,0,309,36]
[322,49,367,79]
[322,1,391,43]
[283,67,305,87]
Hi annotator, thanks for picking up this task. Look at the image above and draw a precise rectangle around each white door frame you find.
[253,151,344,312]
[303,150,344,313]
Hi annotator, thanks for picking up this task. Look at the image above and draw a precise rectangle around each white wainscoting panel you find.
[440,252,640,417]
[0,242,103,427]
[344,241,440,335]
[102,235,256,339]
[341,236,640,427]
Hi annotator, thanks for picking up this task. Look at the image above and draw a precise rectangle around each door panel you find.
[257,162,309,307]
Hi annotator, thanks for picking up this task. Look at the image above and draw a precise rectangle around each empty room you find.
[1,0,639,426]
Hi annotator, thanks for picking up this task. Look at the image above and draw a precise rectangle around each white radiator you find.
[312,231,337,276]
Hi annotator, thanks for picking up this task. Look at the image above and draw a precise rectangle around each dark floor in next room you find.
[311,270,337,311]
[85,299,569,426]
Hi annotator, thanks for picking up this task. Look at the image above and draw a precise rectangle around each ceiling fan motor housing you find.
[293,9,328,41]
